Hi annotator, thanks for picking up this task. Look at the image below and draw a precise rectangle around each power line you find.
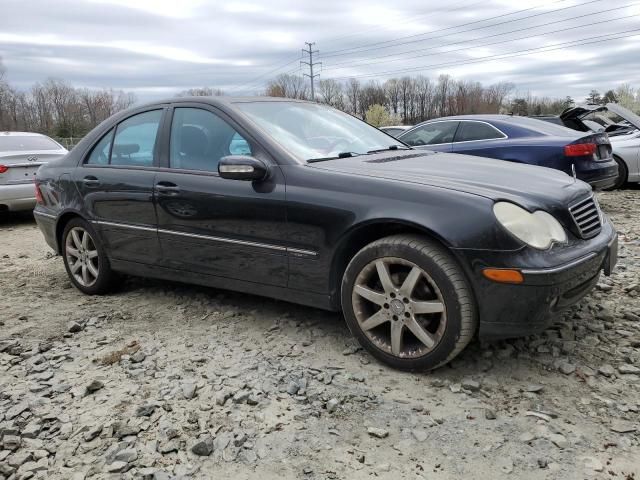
[323,10,639,72]
[319,0,602,59]
[319,0,485,47]
[326,29,640,81]
[301,42,321,101]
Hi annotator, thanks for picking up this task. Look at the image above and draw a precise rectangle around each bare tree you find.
[318,79,344,109]
[177,87,224,97]
[344,79,361,116]
[264,74,308,100]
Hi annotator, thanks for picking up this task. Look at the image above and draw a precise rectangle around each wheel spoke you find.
[81,231,89,249]
[390,321,404,356]
[71,230,82,249]
[66,246,80,259]
[81,264,89,285]
[405,317,436,349]
[354,285,386,306]
[70,260,82,274]
[87,249,98,259]
[413,300,445,314]
[399,266,422,297]
[86,261,99,278]
[375,260,395,293]
[360,309,389,331]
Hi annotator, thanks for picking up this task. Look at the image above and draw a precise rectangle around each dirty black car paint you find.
[33,97,617,341]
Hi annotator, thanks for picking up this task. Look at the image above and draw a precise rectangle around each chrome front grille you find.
[569,195,602,239]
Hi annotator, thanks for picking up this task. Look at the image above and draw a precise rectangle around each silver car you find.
[0,132,68,213]
[607,105,640,188]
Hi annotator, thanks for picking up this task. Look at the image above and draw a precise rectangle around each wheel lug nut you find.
[404,312,410,318]
[383,303,389,309]
[403,298,410,304]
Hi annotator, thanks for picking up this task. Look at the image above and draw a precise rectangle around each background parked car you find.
[397,115,618,189]
[0,132,68,214]
[379,125,412,138]
[532,103,640,189]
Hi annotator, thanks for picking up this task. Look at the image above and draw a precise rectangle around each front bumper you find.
[0,183,37,212]
[455,217,618,340]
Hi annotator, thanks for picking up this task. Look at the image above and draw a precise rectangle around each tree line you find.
[0,59,136,139]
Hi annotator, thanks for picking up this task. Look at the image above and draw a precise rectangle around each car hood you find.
[309,150,591,210]
[606,103,640,130]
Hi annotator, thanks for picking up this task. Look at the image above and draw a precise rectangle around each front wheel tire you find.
[62,218,114,295]
[341,234,477,371]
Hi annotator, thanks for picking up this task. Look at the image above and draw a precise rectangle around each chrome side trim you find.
[157,228,286,252]
[91,220,319,257]
[92,220,157,233]
[521,252,598,275]
[33,210,56,220]
[288,247,319,257]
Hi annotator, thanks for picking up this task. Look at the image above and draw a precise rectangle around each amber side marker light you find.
[482,268,524,284]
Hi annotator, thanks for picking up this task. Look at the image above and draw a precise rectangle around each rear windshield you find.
[508,117,579,136]
[0,135,61,151]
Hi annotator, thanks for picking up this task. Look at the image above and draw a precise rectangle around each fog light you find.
[482,268,524,284]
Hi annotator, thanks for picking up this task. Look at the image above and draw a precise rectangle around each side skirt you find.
[109,258,336,312]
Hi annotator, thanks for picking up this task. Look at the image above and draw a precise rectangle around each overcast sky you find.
[1,0,638,102]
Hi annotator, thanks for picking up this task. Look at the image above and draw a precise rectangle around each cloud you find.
[1,0,638,102]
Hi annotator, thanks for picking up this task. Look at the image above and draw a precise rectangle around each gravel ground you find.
[1,188,639,480]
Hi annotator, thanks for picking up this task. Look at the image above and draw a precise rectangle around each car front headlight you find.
[493,202,567,250]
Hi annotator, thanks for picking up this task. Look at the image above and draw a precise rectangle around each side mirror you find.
[218,155,269,181]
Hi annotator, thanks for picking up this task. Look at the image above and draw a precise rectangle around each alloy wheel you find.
[65,227,99,287]
[351,257,447,358]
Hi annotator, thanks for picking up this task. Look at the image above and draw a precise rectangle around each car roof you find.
[422,115,515,122]
[0,131,53,137]
[136,96,314,110]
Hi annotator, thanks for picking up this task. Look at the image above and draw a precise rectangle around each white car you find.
[0,132,68,213]
[533,103,640,189]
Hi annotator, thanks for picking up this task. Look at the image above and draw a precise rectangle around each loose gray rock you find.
[461,378,480,391]
[135,404,156,417]
[114,448,137,463]
[181,382,197,399]
[83,424,102,442]
[85,378,104,393]
[559,363,576,375]
[67,321,83,333]
[191,436,214,456]
[598,364,615,377]
[367,427,389,439]
[617,364,640,375]
[326,398,340,413]
[106,460,128,473]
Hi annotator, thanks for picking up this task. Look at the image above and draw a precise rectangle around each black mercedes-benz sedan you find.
[33,97,618,371]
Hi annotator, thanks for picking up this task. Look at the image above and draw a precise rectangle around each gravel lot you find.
[1,188,639,480]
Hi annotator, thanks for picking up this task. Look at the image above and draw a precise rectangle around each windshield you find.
[235,101,402,161]
[0,135,61,151]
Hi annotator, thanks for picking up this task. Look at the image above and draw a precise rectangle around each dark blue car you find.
[397,115,618,189]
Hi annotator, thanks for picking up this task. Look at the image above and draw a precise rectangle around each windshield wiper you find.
[307,151,362,163]
[367,145,411,154]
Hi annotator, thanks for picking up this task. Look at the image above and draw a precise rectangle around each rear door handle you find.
[156,181,180,195]
[83,176,100,187]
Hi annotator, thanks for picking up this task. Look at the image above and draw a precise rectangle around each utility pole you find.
[301,42,321,101]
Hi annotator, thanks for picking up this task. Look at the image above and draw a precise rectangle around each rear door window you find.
[86,129,114,165]
[454,121,506,142]
[401,121,459,146]
[110,110,163,167]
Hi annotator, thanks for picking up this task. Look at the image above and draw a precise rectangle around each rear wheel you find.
[605,155,628,190]
[62,218,114,294]
[341,234,477,371]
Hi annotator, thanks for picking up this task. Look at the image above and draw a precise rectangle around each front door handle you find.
[83,176,100,187]
[156,181,180,195]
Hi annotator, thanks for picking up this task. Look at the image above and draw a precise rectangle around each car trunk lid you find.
[0,151,65,185]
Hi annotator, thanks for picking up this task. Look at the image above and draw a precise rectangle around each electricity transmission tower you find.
[301,42,321,101]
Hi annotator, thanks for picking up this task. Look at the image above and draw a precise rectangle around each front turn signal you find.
[482,268,524,284]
